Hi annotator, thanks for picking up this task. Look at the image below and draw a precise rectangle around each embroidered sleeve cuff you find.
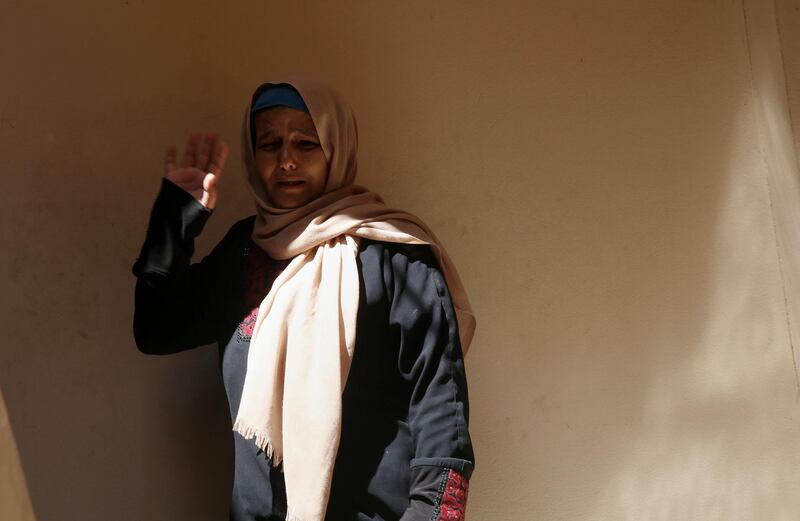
[400,464,470,521]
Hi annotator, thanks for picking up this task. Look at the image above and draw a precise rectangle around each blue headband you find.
[251,84,309,115]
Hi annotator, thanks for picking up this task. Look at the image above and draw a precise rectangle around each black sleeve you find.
[132,178,240,354]
[385,245,474,521]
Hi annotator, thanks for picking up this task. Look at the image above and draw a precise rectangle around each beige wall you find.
[3,1,800,520]
[778,0,800,159]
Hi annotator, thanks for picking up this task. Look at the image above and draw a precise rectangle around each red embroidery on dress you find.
[437,469,469,520]
[238,247,288,341]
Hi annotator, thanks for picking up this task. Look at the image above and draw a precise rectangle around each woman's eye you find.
[258,141,280,151]
[298,140,319,149]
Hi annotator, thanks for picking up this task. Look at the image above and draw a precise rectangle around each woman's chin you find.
[269,185,326,209]
[271,193,312,209]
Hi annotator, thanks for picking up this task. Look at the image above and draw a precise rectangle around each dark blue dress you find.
[132,179,474,521]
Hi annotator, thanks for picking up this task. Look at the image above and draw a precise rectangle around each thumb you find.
[203,172,217,192]
[201,172,218,209]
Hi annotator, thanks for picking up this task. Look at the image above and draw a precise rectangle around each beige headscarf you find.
[232,81,475,521]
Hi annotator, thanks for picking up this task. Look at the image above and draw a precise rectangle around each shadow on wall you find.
[456,2,800,519]
[2,1,800,521]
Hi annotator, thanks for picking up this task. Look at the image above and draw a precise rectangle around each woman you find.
[133,82,475,521]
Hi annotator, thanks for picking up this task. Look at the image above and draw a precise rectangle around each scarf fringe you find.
[285,509,313,521]
[232,420,283,467]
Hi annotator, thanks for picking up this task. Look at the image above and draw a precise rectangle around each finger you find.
[208,140,230,177]
[202,172,217,209]
[181,133,202,168]
[202,172,216,193]
[164,145,177,175]
[196,132,217,172]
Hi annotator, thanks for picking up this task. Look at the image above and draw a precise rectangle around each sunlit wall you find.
[0,390,36,521]
[2,1,799,520]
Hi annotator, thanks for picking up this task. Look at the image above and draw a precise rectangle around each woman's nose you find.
[279,145,297,171]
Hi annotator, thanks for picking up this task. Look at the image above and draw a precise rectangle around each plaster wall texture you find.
[2,1,800,520]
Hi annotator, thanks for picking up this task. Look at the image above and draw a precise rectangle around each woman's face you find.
[253,107,328,209]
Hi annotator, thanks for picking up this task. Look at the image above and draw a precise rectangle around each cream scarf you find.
[232,81,475,521]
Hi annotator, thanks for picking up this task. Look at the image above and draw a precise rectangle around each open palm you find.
[165,132,230,210]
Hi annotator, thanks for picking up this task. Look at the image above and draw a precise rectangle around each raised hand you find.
[165,132,230,210]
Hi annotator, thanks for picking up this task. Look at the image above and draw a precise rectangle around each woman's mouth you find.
[277,179,305,188]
